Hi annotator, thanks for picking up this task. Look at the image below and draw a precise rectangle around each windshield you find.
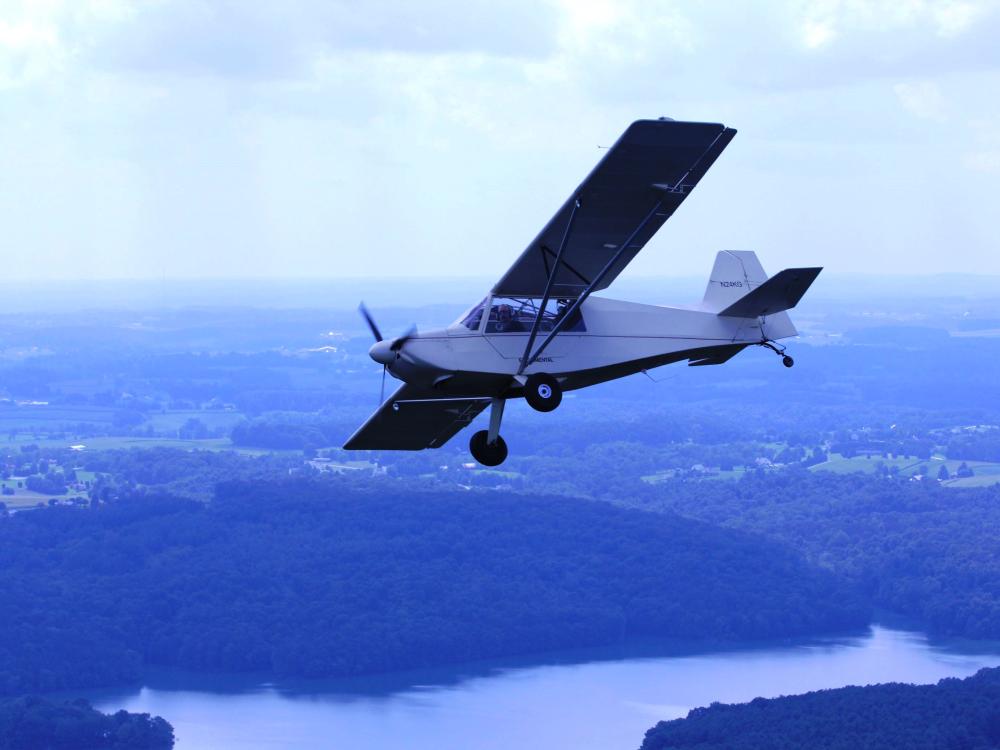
[485,297,585,334]
[457,299,487,331]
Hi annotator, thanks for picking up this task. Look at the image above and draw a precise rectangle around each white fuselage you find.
[376,295,797,399]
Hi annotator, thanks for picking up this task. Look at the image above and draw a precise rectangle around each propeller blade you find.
[358,302,383,343]
[390,325,417,352]
[380,365,387,404]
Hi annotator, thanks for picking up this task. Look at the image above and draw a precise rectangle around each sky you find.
[2,0,1000,283]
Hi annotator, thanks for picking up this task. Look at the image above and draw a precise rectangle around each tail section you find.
[701,250,821,318]
[701,251,768,313]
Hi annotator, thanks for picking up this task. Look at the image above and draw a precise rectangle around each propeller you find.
[358,303,415,404]
[359,302,383,343]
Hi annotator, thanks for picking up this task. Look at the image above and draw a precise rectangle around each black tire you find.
[469,430,508,466]
[524,373,562,412]
[782,355,794,368]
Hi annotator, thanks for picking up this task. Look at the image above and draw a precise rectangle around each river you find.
[88,625,1000,750]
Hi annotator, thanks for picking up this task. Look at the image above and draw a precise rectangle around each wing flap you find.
[718,267,823,318]
[493,120,737,298]
[343,383,489,451]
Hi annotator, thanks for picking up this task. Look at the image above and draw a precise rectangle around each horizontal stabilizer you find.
[718,267,822,318]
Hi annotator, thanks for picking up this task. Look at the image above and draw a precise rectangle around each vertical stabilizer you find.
[701,250,768,313]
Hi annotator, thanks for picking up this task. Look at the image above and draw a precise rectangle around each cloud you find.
[86,0,561,80]
[894,80,948,120]
[964,117,1000,172]
[2,0,1000,280]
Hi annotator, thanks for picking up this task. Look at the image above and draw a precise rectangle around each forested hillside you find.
[0,480,866,695]
[627,469,1000,638]
[640,667,1000,750]
[0,696,173,749]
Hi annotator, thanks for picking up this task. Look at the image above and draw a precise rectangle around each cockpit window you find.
[458,300,486,331]
[485,297,585,334]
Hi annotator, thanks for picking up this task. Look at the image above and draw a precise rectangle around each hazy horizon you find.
[4,270,1000,314]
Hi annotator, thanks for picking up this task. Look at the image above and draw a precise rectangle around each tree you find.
[178,418,209,440]
[937,465,950,481]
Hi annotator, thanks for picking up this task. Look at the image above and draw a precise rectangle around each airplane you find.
[345,118,821,466]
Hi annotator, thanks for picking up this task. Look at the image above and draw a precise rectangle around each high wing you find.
[343,383,490,450]
[493,119,736,298]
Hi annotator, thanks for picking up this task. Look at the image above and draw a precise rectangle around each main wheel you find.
[524,373,562,412]
[782,355,794,368]
[469,430,508,466]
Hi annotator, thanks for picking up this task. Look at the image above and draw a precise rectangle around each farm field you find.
[812,454,1000,486]
[641,467,750,483]
[145,409,246,432]
[70,437,235,451]
[0,404,117,429]
[1,476,87,509]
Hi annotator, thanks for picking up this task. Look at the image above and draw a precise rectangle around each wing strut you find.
[521,194,666,369]
[517,197,582,375]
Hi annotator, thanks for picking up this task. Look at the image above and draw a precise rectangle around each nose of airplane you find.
[369,339,395,365]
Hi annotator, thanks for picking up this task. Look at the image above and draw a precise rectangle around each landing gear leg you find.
[758,339,794,368]
[469,398,508,466]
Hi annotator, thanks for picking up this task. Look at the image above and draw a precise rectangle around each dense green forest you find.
[626,470,1000,638]
[0,480,866,695]
[0,696,173,749]
[640,666,1000,750]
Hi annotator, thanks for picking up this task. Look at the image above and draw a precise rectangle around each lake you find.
[89,625,1000,750]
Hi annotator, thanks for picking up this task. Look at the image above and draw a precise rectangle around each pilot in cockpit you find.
[495,304,524,333]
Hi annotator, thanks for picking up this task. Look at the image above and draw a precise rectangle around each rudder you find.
[701,251,767,313]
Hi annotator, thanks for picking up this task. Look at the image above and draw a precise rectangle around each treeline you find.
[0,696,173,749]
[78,447,300,500]
[640,667,1000,750]
[230,417,341,450]
[627,470,1000,639]
[945,428,1000,462]
[0,480,867,695]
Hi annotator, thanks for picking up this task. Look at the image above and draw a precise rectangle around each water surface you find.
[90,626,1000,750]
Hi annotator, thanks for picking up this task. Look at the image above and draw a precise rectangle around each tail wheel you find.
[524,373,562,412]
[469,430,508,466]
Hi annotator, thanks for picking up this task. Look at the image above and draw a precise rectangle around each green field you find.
[1,476,87,509]
[942,462,1000,487]
[145,409,246,432]
[71,436,236,451]
[0,404,245,438]
[641,467,749,484]
[0,404,117,429]
[4,435,304,455]
[812,454,1000,486]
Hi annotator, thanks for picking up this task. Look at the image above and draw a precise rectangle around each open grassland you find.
[642,467,751,484]
[0,404,246,433]
[145,409,246,431]
[0,478,86,509]
[0,404,117,429]
[812,453,1000,486]
[65,436,236,451]
[943,462,1000,487]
